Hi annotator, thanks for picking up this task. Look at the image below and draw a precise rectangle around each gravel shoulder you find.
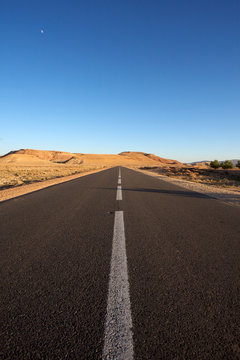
[0,168,109,203]
[134,168,240,207]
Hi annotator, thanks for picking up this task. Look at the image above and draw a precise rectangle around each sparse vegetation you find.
[210,160,236,169]
[0,165,104,190]
[221,160,233,169]
[210,160,220,169]
[139,166,240,191]
[236,161,240,169]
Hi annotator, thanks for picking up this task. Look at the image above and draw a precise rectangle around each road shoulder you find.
[130,167,240,207]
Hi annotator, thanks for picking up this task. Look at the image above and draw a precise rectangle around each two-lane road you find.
[1,167,240,359]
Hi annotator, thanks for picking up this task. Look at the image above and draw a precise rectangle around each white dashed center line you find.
[116,185,122,200]
[102,211,134,360]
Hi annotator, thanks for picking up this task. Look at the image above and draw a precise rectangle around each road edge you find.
[127,167,240,207]
[0,167,111,203]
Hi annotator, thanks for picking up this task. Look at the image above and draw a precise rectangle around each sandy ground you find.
[135,168,240,207]
[0,168,108,203]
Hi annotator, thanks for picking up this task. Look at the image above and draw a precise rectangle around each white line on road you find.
[118,178,121,185]
[119,168,121,178]
[116,185,122,200]
[102,211,134,360]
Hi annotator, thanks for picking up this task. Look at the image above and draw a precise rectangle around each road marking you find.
[102,211,134,360]
[118,178,121,185]
[116,185,122,200]
[119,168,121,178]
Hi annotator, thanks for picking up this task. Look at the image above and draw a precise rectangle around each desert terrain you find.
[138,166,240,192]
[0,149,239,204]
[0,148,180,190]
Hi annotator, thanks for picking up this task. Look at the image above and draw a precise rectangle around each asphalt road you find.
[1,167,240,359]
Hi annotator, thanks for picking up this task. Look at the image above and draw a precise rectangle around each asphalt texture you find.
[1,167,240,359]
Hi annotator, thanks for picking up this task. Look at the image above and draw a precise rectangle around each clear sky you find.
[0,0,239,162]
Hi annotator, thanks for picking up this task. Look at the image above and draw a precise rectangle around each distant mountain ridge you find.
[0,149,182,167]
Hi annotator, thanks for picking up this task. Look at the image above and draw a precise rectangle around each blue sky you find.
[0,0,239,162]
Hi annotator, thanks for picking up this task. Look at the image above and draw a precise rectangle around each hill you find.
[0,149,182,167]
[119,152,181,165]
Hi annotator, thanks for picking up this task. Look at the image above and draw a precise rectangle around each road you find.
[1,167,240,359]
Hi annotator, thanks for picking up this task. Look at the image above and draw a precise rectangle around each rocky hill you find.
[0,149,182,167]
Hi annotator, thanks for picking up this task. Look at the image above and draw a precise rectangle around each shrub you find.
[236,160,240,169]
[221,160,233,169]
[210,160,220,169]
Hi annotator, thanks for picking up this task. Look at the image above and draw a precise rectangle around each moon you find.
[40,29,44,34]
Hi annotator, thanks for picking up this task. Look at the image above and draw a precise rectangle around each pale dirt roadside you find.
[0,167,110,203]
[132,168,240,207]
